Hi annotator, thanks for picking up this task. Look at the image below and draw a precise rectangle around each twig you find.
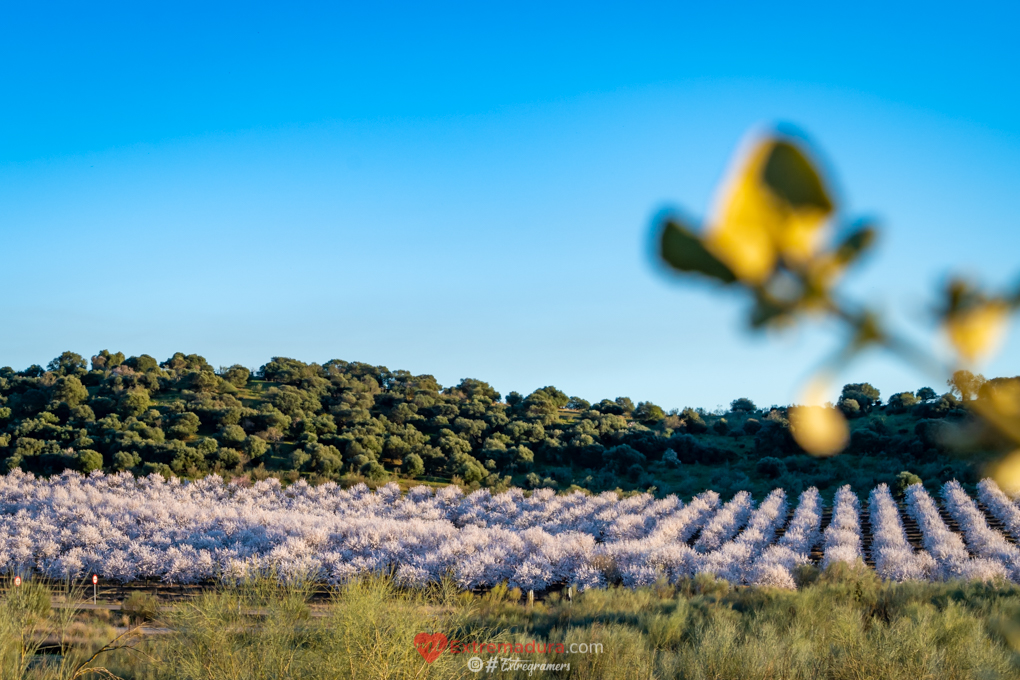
[70,625,146,678]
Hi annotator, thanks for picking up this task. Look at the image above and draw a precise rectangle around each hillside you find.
[0,350,991,499]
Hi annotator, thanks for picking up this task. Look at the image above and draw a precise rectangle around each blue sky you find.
[2,1,1020,410]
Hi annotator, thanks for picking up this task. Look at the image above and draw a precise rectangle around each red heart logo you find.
[414,633,448,663]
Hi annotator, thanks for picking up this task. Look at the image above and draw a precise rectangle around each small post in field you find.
[92,574,98,605]
[527,589,534,607]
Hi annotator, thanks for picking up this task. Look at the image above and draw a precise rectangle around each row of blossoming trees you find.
[3,470,1020,591]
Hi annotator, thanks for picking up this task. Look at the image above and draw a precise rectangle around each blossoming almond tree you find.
[905,483,1006,581]
[941,480,1020,580]
[750,487,822,588]
[867,483,935,581]
[821,486,862,569]
[5,470,1020,590]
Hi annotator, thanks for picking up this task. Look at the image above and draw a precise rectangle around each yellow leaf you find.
[991,449,1020,496]
[775,209,829,265]
[970,380,1020,447]
[706,137,833,285]
[986,380,1020,420]
[706,141,778,284]
[806,224,877,288]
[790,405,849,456]
[945,301,1009,363]
[789,379,848,457]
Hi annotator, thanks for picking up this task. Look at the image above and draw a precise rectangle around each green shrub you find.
[896,470,923,496]
[402,453,424,478]
[113,450,142,471]
[77,449,103,473]
[4,578,51,620]
[662,449,680,468]
[243,435,269,459]
[122,590,160,623]
[6,573,1020,680]
[361,461,389,480]
[217,447,243,468]
[219,424,247,446]
[756,456,787,478]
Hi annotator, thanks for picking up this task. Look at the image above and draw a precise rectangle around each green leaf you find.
[659,218,737,284]
[749,295,792,328]
[761,141,833,212]
[833,222,876,267]
[844,311,885,351]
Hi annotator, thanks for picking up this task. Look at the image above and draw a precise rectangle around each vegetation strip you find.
[751,487,822,587]
[10,470,1020,590]
[821,486,862,568]
[905,483,1007,581]
[867,483,935,581]
[941,480,1020,579]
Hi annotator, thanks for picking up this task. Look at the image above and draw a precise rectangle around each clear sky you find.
[2,1,1020,410]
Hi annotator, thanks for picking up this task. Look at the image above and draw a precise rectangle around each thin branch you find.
[71,667,122,680]
[70,625,145,678]
[826,287,1020,448]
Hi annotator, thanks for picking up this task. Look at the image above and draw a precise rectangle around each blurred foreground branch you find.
[656,129,1020,486]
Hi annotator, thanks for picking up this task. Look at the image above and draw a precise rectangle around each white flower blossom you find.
[1,470,1015,589]
[868,483,934,581]
[821,486,862,569]
[750,487,822,588]
[905,483,1006,582]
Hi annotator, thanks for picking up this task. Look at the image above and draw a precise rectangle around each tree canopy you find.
[0,350,987,498]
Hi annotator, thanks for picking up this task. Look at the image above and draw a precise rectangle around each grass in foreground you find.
[5,564,1020,679]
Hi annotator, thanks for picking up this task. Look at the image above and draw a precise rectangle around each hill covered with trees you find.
[0,351,1004,498]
